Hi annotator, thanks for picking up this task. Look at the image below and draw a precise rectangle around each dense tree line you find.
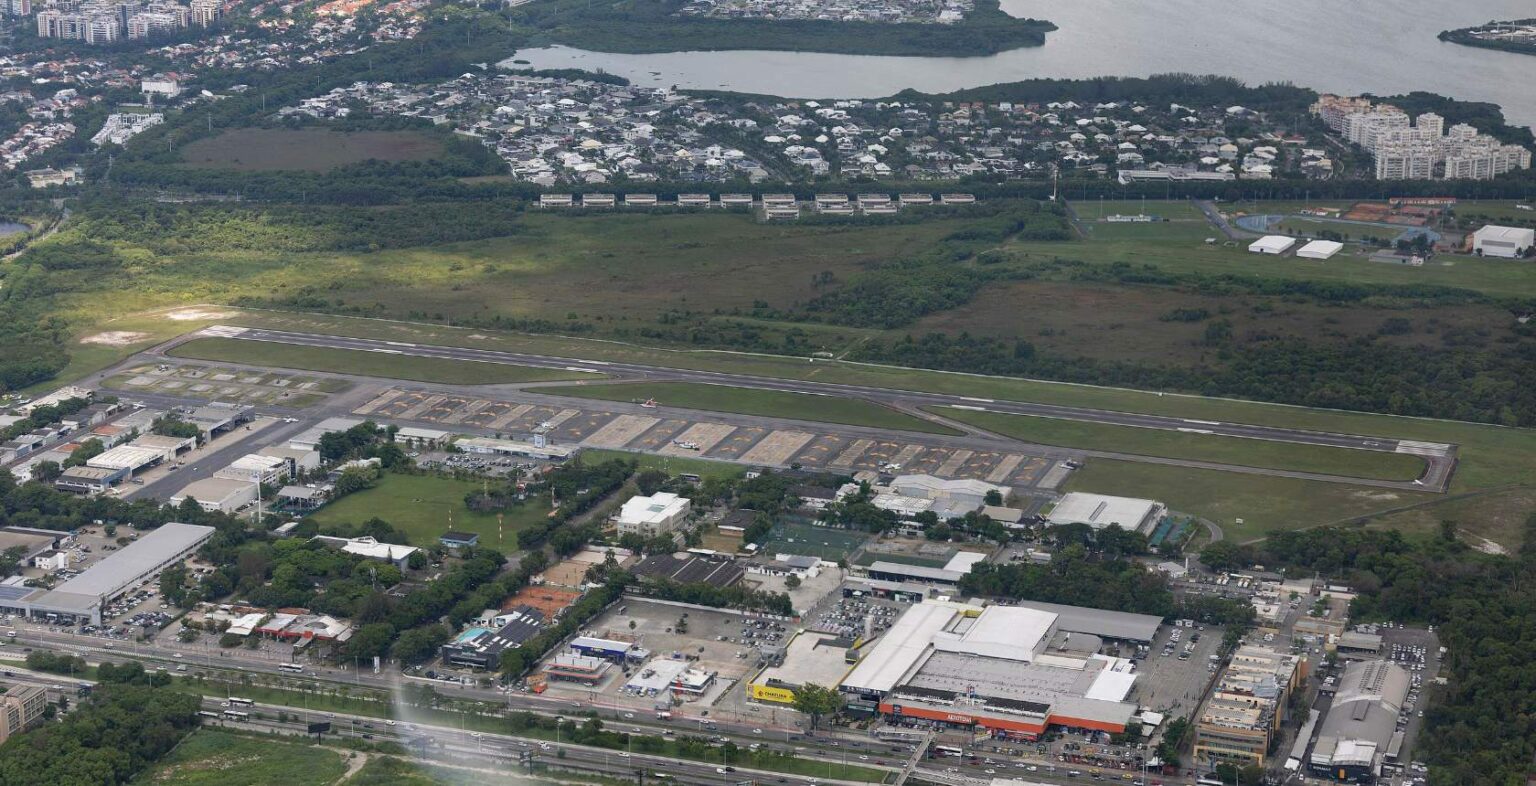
[0,682,201,785]
[958,545,1174,616]
[510,0,1052,58]
[851,328,1536,426]
[516,458,635,555]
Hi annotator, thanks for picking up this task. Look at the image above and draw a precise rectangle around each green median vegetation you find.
[135,729,348,786]
[539,381,962,436]
[935,406,1428,482]
[169,337,595,385]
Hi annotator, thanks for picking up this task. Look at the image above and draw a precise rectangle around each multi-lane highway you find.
[171,326,1455,492]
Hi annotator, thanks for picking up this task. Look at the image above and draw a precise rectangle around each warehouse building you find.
[55,465,129,494]
[183,403,254,437]
[1193,644,1305,767]
[0,522,214,624]
[290,417,364,452]
[1297,239,1344,260]
[1249,235,1296,255]
[1471,225,1534,258]
[1308,660,1410,783]
[171,477,258,513]
[1047,492,1166,534]
[455,436,576,461]
[839,601,1141,738]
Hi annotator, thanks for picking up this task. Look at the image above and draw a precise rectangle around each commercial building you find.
[0,522,214,624]
[569,636,643,663]
[55,465,129,494]
[545,652,611,684]
[255,613,351,643]
[396,427,450,448]
[750,631,855,704]
[440,532,480,551]
[0,527,66,566]
[276,485,328,510]
[1046,493,1166,534]
[86,445,168,475]
[1248,235,1297,255]
[1308,660,1410,782]
[865,560,968,589]
[1335,631,1384,659]
[883,474,1008,519]
[440,606,545,670]
[454,436,576,461]
[1297,240,1345,260]
[631,552,745,588]
[290,417,364,452]
[183,403,253,437]
[0,684,48,743]
[615,492,691,537]
[311,536,420,569]
[170,477,258,513]
[840,601,1142,739]
[1471,225,1534,258]
[215,454,289,485]
[1193,644,1304,767]
[258,445,321,475]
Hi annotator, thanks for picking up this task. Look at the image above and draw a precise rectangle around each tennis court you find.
[757,522,871,562]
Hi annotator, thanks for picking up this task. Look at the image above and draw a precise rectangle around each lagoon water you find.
[507,0,1536,128]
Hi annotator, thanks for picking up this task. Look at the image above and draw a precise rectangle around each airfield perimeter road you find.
[208,327,1455,492]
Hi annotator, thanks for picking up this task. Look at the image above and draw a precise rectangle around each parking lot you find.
[804,590,907,640]
[538,600,765,713]
[1130,619,1223,719]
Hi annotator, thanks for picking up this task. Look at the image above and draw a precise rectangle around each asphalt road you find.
[195,327,1456,492]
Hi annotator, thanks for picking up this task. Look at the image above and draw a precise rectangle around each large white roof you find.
[841,601,964,694]
[1048,492,1162,531]
[1297,239,1343,259]
[1248,235,1296,254]
[934,604,1056,662]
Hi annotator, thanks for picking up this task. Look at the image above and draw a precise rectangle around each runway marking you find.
[1183,419,1221,426]
[543,409,581,429]
[399,394,448,420]
[661,422,735,456]
[960,397,994,403]
[936,449,973,476]
[582,414,661,448]
[986,454,1025,484]
[890,444,926,466]
[352,388,404,416]
[442,400,492,425]
[951,405,987,412]
[199,325,248,338]
[1396,440,1452,457]
[1177,427,1214,435]
[486,404,533,430]
[831,438,874,469]
[738,430,816,466]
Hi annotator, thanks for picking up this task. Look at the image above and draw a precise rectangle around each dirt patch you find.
[1349,490,1403,502]
[80,331,150,346]
[164,308,238,321]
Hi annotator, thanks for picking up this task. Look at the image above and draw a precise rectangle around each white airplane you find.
[641,398,659,409]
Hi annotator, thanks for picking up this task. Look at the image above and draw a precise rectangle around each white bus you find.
[227,697,255,706]
[930,745,964,758]
[873,727,926,744]
[223,710,250,721]
[278,663,306,674]
[198,711,221,720]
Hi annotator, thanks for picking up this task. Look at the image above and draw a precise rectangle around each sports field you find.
[170,336,593,385]
[132,729,347,786]
[180,128,445,172]
[758,522,870,562]
[936,406,1427,481]
[540,381,963,435]
[304,472,546,549]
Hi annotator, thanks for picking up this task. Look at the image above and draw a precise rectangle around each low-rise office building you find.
[615,492,691,537]
[171,477,258,513]
[1193,644,1304,767]
[0,684,48,743]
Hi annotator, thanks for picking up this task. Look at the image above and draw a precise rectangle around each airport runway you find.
[178,327,1454,492]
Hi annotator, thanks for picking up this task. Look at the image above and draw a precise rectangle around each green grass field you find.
[304,473,547,549]
[1063,459,1436,543]
[170,337,592,385]
[1009,221,1536,298]
[180,128,445,172]
[131,729,347,786]
[936,406,1427,481]
[759,522,871,561]
[1073,198,1210,221]
[579,448,746,482]
[539,381,963,435]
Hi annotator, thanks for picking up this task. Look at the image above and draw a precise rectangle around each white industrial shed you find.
[1297,239,1344,260]
[1048,492,1166,534]
[171,477,258,513]
[4,522,215,624]
[1249,235,1297,255]
[1472,225,1534,259]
